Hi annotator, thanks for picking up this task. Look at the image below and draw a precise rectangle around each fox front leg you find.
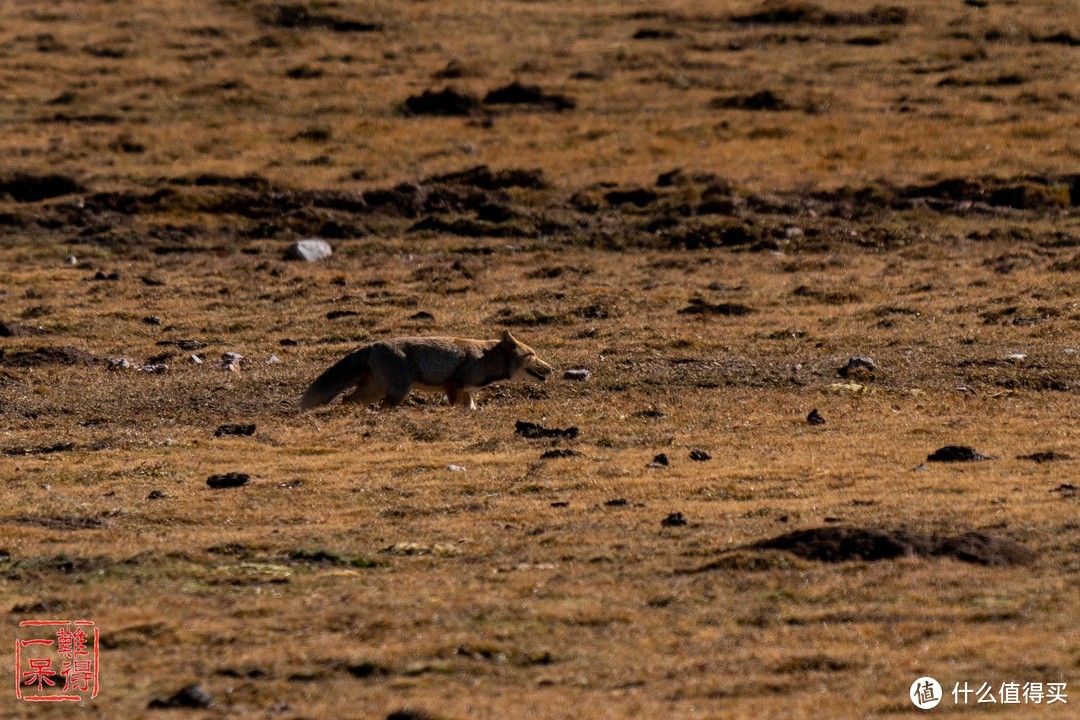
[444,384,476,409]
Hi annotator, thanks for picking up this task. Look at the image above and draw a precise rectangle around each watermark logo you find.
[911,676,1068,709]
[15,620,99,702]
[911,677,943,709]
[953,681,1068,705]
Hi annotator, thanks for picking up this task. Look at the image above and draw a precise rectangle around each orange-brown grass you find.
[2,236,1078,718]
[0,0,1077,190]
[1,0,1079,718]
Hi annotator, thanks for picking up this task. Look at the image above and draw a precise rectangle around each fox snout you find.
[526,362,553,382]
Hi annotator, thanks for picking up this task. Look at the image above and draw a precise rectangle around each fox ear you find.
[500,330,517,346]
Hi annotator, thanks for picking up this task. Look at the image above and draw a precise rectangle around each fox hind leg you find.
[379,379,413,408]
[341,374,384,406]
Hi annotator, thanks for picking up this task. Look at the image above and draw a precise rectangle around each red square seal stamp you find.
[15,620,99,702]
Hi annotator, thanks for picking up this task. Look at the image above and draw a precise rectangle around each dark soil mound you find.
[0,346,97,367]
[933,531,1037,566]
[732,3,908,26]
[0,172,84,202]
[927,445,991,462]
[711,90,791,111]
[747,526,1034,566]
[483,82,575,111]
[264,3,382,32]
[403,87,483,116]
[424,165,547,190]
[678,299,755,316]
[752,526,923,562]
[515,420,578,440]
[1017,451,1072,463]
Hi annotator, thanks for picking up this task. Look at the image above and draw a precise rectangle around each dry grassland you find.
[0,1,1078,718]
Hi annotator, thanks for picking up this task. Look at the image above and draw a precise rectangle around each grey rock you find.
[838,356,876,379]
[563,368,590,381]
[285,238,333,262]
[148,683,213,709]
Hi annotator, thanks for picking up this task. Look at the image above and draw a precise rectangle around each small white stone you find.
[284,238,333,262]
[447,464,466,472]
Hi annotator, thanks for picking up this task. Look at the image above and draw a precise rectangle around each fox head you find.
[501,330,554,383]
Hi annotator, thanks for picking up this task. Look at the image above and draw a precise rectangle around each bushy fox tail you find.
[300,347,371,410]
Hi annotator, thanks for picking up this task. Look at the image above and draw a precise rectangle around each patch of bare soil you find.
[739,526,1036,566]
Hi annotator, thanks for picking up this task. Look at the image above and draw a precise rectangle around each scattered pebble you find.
[838,356,876,380]
[143,315,161,325]
[661,512,688,527]
[266,354,281,364]
[447,464,466,472]
[65,255,78,266]
[148,684,213,709]
[649,453,669,468]
[550,501,569,508]
[108,358,168,373]
[1006,353,1027,361]
[927,445,992,463]
[284,238,333,262]
[1051,484,1076,497]
[207,473,251,489]
[220,352,248,372]
[689,449,711,461]
[189,354,203,365]
[563,368,590,381]
[604,498,629,507]
[409,311,435,321]
[215,424,256,437]
[807,408,825,425]
[147,490,167,500]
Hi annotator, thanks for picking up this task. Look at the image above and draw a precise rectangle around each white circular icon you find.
[910,677,942,709]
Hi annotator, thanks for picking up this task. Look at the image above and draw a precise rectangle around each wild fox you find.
[300,330,554,410]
